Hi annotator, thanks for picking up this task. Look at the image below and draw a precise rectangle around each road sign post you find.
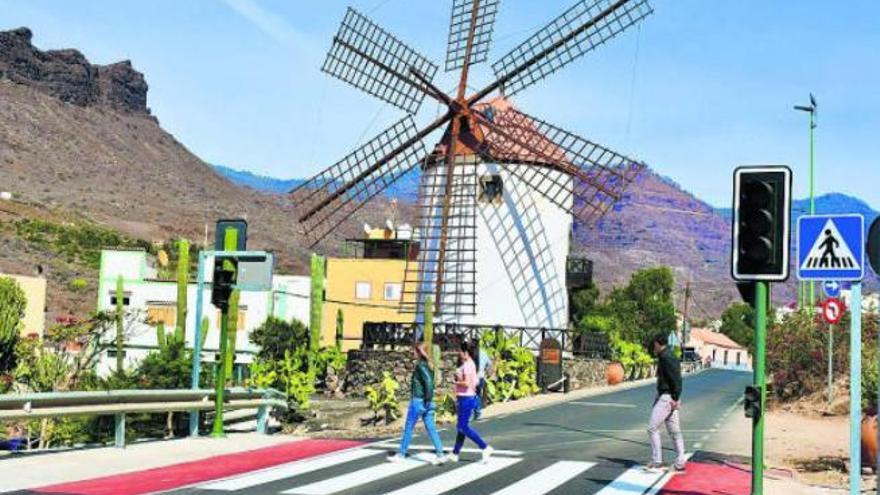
[798,214,865,494]
[867,217,880,491]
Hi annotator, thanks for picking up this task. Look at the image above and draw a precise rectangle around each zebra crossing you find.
[188,445,673,495]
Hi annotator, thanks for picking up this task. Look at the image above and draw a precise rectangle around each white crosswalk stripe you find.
[198,448,380,491]
[594,465,668,495]
[282,453,436,495]
[488,460,596,495]
[381,457,522,495]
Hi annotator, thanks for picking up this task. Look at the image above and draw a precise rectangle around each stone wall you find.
[565,358,611,390]
[344,350,613,397]
[342,349,461,398]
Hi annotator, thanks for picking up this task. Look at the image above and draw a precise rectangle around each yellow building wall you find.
[2,274,47,338]
[321,258,415,351]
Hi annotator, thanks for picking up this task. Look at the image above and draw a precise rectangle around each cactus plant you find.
[335,308,344,350]
[0,276,26,372]
[199,317,210,349]
[308,253,325,372]
[156,322,166,350]
[115,275,125,373]
[225,290,240,379]
[423,296,433,359]
[175,238,190,344]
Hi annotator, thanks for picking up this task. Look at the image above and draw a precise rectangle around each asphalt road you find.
[162,369,750,495]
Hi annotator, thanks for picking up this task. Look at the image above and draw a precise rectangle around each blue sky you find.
[3,0,879,209]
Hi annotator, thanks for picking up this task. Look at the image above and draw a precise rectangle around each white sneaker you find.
[431,454,447,465]
[481,446,494,463]
[387,454,405,463]
[447,453,459,463]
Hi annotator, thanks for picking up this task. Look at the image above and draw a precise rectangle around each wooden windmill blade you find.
[445,0,501,72]
[469,0,652,103]
[290,114,449,247]
[322,7,440,114]
[476,106,645,224]
[400,154,478,317]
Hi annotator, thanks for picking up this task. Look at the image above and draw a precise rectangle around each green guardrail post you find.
[114,412,126,449]
[256,404,269,435]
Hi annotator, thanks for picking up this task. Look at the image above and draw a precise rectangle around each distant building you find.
[687,327,751,371]
[320,225,416,351]
[0,273,47,338]
[95,248,309,377]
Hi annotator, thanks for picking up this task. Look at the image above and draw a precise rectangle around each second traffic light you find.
[744,385,762,419]
[731,166,792,282]
[211,258,237,311]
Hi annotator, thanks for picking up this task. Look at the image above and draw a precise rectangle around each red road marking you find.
[659,461,750,495]
[33,438,365,495]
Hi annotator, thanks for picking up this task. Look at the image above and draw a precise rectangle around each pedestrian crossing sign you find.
[797,214,865,281]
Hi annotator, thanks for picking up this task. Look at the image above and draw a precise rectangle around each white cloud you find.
[222,0,303,47]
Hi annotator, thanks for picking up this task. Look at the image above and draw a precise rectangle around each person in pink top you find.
[447,341,494,463]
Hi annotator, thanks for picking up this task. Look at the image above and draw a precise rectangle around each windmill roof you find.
[474,97,570,167]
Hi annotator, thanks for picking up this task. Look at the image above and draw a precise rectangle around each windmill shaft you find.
[468,0,631,105]
[298,113,452,223]
[456,0,482,100]
[409,67,453,106]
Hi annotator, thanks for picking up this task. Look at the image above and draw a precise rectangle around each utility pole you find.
[681,281,691,355]
[794,95,818,309]
[752,281,768,495]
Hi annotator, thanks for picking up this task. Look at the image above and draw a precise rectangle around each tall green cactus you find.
[175,238,190,345]
[224,290,240,379]
[423,296,433,360]
[308,253,325,372]
[199,317,210,349]
[115,275,125,373]
[155,322,167,350]
[335,308,344,350]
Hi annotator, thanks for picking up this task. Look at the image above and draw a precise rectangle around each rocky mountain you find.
[0,27,395,318]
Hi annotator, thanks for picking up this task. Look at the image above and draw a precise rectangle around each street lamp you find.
[794,94,818,309]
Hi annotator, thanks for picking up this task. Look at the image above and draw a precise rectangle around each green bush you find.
[68,278,89,292]
[481,330,539,403]
[0,276,26,374]
[365,371,400,424]
[13,218,149,270]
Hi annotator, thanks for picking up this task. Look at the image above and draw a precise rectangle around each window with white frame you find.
[355,281,371,300]
[384,283,402,301]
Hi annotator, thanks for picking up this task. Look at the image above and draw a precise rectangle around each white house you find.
[95,249,310,377]
[687,328,752,371]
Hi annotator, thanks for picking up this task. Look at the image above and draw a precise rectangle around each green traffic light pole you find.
[751,281,768,495]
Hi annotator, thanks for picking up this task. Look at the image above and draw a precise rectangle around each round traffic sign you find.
[822,280,842,298]
[822,297,845,325]
[868,217,880,276]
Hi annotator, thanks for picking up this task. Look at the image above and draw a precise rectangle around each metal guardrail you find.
[0,388,287,448]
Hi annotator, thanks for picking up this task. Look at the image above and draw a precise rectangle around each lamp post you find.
[794,94,817,309]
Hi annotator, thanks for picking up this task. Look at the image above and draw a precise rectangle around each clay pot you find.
[862,414,878,469]
[606,362,625,385]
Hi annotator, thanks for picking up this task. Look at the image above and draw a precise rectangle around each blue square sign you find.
[797,214,865,281]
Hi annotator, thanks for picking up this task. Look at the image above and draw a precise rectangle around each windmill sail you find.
[445,0,501,72]
[322,7,439,114]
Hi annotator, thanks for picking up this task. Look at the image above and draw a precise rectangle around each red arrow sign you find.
[822,297,845,325]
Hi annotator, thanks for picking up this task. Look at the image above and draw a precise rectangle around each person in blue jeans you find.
[473,343,492,420]
[388,342,446,465]
[448,341,493,463]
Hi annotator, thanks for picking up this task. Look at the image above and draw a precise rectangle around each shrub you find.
[0,276,26,373]
[68,278,88,292]
[480,330,539,403]
[365,371,400,424]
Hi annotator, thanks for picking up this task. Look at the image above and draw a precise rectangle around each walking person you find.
[646,333,687,472]
[389,342,446,465]
[448,340,494,463]
[473,341,492,421]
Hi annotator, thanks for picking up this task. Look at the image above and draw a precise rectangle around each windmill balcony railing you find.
[361,322,611,360]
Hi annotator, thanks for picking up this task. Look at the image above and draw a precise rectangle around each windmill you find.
[291,0,652,325]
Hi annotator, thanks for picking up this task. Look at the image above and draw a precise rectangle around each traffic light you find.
[211,258,237,310]
[744,385,762,419]
[732,166,792,281]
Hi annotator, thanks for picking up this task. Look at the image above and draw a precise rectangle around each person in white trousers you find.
[646,333,687,472]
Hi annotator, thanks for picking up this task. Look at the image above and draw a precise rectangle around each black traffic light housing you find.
[731,166,792,282]
[211,258,237,311]
[744,385,762,419]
